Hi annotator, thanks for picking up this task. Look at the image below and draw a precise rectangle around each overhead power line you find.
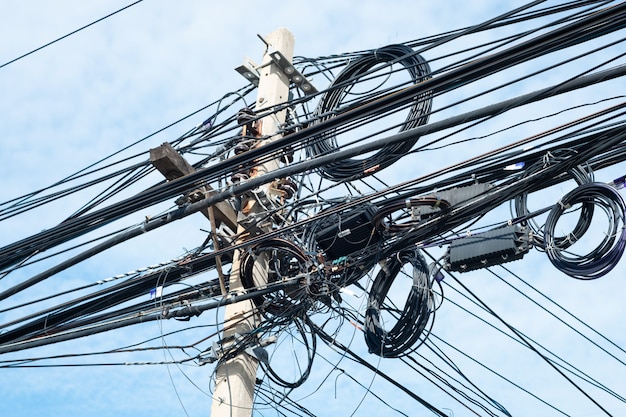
[3,1,626,415]
[0,0,145,70]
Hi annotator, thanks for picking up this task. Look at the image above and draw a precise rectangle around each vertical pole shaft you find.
[210,28,294,417]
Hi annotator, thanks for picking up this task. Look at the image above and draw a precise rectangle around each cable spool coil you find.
[364,249,434,357]
[544,182,626,280]
[240,238,310,317]
[307,44,433,181]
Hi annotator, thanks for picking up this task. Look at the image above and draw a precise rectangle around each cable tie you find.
[565,232,578,244]
[363,164,380,174]
[557,199,571,210]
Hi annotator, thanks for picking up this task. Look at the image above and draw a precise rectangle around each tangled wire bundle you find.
[240,238,311,318]
[514,149,595,249]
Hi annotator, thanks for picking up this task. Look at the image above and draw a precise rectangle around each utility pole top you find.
[256,28,295,138]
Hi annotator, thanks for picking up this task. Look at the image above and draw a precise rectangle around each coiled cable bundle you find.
[513,149,594,250]
[240,238,311,318]
[364,249,434,357]
[307,44,433,181]
[544,182,626,280]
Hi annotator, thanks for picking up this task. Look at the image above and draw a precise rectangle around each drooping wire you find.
[0,0,145,70]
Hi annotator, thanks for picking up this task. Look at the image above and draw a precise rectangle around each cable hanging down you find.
[365,249,435,358]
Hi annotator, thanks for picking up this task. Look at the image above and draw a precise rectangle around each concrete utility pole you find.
[210,28,295,417]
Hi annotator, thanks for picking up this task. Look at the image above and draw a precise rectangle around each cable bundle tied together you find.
[544,182,626,280]
[365,249,434,357]
[307,44,433,181]
[303,204,380,287]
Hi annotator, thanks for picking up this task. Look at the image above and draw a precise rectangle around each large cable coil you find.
[364,249,434,357]
[544,182,626,280]
[307,44,433,181]
[240,238,310,318]
[513,149,594,250]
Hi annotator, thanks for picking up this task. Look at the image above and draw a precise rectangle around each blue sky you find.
[1,1,626,416]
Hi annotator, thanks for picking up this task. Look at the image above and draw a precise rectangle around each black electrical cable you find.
[311,319,450,417]
[11,108,615,313]
[544,181,626,279]
[0,252,224,342]
[4,5,626,416]
[346,285,505,415]
[240,238,311,318]
[67,162,155,219]
[259,318,316,389]
[0,280,295,355]
[2,44,625,277]
[400,353,507,417]
[425,335,572,416]
[382,122,626,257]
[364,249,434,358]
[487,267,626,368]
[446,271,615,416]
[0,84,253,222]
[502,263,626,358]
[514,149,595,249]
[0,159,150,222]
[0,0,145,70]
[307,44,433,181]
[437,276,626,405]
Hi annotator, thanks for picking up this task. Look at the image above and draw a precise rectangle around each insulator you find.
[236,107,255,126]
[231,172,249,182]
[276,177,298,199]
[237,107,259,136]
[234,139,255,155]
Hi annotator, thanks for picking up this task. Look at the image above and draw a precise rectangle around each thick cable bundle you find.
[513,150,594,249]
[544,182,626,280]
[364,249,434,357]
[240,238,310,317]
[307,44,433,181]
